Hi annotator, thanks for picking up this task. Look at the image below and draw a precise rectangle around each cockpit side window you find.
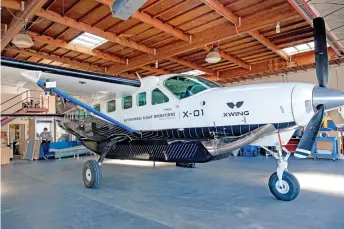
[152,88,169,105]
[164,75,220,99]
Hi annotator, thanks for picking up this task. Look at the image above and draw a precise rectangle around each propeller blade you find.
[314,17,329,87]
[295,104,325,158]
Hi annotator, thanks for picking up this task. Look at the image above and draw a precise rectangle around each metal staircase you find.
[1,90,49,126]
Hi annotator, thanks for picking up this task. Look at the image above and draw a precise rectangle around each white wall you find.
[226,65,344,90]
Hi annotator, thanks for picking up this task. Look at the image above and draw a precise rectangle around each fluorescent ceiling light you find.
[70,32,107,49]
[180,70,206,76]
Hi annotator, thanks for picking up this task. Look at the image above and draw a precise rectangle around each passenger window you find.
[137,92,146,106]
[93,104,100,112]
[107,100,116,112]
[122,96,132,109]
[152,88,169,105]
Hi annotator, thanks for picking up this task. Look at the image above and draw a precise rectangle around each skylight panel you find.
[180,70,206,76]
[70,32,108,49]
[295,43,311,52]
[283,47,298,55]
[282,41,329,56]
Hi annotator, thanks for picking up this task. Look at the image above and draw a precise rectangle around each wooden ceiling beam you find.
[6,46,106,72]
[27,31,127,64]
[35,9,154,54]
[1,0,47,51]
[203,45,250,69]
[140,65,170,75]
[167,57,218,77]
[95,0,190,42]
[201,0,290,61]
[106,3,298,74]
[1,0,21,10]
[219,48,336,82]
[248,30,289,61]
[6,46,136,79]
[0,1,156,54]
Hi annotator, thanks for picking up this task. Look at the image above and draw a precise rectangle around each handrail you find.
[0,89,42,106]
[1,97,49,114]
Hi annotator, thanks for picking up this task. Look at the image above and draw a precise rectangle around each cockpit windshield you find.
[164,75,222,99]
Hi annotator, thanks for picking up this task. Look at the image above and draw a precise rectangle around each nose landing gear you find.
[263,146,300,201]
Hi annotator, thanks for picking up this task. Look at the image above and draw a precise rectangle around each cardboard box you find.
[1,147,10,165]
[19,140,28,160]
[33,140,41,160]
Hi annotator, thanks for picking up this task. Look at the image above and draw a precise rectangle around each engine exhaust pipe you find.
[202,124,276,156]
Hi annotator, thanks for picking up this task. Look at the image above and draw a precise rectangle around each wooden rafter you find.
[6,46,136,78]
[203,45,250,69]
[201,0,290,61]
[27,31,170,75]
[27,31,127,64]
[140,65,170,75]
[220,48,336,82]
[1,0,47,51]
[36,9,155,54]
[1,1,155,54]
[167,57,218,76]
[95,0,191,42]
[106,3,298,73]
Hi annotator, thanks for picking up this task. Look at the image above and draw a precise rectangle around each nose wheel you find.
[268,171,300,201]
[263,146,300,201]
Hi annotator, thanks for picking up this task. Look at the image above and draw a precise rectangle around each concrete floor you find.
[1,156,344,229]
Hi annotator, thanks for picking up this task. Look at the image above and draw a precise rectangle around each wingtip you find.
[21,70,42,83]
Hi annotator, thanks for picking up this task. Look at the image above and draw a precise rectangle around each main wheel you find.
[268,171,300,201]
[83,160,101,188]
[176,162,196,168]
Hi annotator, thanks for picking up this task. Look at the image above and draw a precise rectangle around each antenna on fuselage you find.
[136,72,142,80]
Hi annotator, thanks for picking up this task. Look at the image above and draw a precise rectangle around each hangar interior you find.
[1,0,344,229]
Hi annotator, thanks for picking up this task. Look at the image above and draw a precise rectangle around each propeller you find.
[294,17,328,158]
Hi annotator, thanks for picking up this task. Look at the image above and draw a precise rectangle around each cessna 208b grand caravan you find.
[2,17,343,201]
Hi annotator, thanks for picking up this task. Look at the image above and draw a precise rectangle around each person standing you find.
[40,128,52,160]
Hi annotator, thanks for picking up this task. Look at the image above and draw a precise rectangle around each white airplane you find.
[2,17,343,201]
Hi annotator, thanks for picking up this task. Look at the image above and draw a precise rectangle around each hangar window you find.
[122,96,132,109]
[152,88,169,105]
[164,75,221,99]
[93,104,100,112]
[107,100,116,112]
[137,92,146,106]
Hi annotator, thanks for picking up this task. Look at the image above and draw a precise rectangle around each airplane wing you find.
[0,57,140,101]
[1,57,140,141]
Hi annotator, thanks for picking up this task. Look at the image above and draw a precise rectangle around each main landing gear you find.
[82,140,116,189]
[262,146,300,201]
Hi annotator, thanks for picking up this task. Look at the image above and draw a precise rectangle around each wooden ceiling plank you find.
[201,0,290,61]
[168,56,218,76]
[203,45,250,69]
[34,9,154,54]
[220,48,336,81]
[1,0,48,51]
[6,46,106,72]
[153,1,187,19]
[140,65,170,75]
[95,0,191,43]
[248,30,289,61]
[28,31,127,64]
[106,5,298,74]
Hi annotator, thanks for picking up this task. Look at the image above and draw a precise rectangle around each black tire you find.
[268,171,300,201]
[82,160,101,188]
[176,162,196,168]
